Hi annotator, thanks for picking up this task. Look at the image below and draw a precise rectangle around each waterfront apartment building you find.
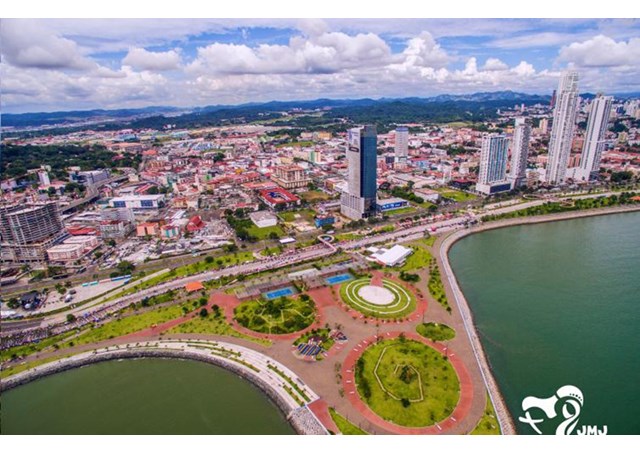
[395,126,409,163]
[341,125,378,220]
[508,118,532,189]
[546,71,579,185]
[476,134,511,195]
[578,94,613,181]
[0,202,67,265]
[271,165,311,189]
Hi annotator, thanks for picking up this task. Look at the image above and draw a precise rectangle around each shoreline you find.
[436,204,640,435]
[0,341,328,436]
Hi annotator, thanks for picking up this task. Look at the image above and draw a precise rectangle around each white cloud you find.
[398,32,451,69]
[3,20,640,113]
[0,19,94,70]
[558,35,640,68]
[122,48,182,71]
[187,31,391,75]
[511,61,536,77]
[482,58,509,71]
[297,19,330,37]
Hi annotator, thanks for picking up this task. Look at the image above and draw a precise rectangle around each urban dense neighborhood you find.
[2,28,640,437]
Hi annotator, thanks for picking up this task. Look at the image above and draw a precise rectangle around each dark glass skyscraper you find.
[341,125,378,219]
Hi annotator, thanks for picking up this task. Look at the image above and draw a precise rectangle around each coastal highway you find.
[0,190,625,340]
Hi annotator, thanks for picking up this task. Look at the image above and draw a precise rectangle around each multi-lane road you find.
[0,190,624,345]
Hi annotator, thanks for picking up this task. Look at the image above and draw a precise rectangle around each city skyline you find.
[2,18,640,113]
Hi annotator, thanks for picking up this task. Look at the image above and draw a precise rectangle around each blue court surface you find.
[264,287,296,300]
[325,273,354,285]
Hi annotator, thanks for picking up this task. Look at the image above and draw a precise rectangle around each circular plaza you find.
[339,277,416,318]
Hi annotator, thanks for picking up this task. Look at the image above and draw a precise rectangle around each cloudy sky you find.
[2,18,640,113]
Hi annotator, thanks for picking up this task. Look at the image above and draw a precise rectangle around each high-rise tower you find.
[395,126,408,163]
[508,118,531,189]
[578,94,612,181]
[340,125,378,219]
[476,134,511,195]
[546,71,579,185]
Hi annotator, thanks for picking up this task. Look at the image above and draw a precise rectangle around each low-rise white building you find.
[249,210,278,228]
[371,245,413,267]
[46,235,99,263]
[109,195,166,210]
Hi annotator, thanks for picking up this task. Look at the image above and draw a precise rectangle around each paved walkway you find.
[307,399,340,434]
[341,331,473,435]
[370,273,384,287]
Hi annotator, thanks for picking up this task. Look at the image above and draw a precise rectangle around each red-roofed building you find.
[186,215,205,233]
[258,187,300,210]
[67,226,98,236]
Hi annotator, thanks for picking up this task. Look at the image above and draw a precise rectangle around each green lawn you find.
[470,395,501,435]
[340,278,416,319]
[445,121,473,128]
[385,206,417,216]
[234,295,316,334]
[436,188,477,202]
[398,244,432,273]
[299,190,332,202]
[0,331,77,362]
[416,201,437,210]
[355,338,460,427]
[334,232,363,242]
[167,312,270,345]
[416,323,456,342]
[328,408,369,435]
[260,246,284,257]
[428,258,451,312]
[275,140,314,148]
[246,224,285,240]
[279,209,315,223]
[60,303,191,349]
[0,354,74,379]
[423,235,437,247]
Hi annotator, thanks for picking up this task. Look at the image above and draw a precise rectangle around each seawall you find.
[437,204,640,435]
[0,345,328,435]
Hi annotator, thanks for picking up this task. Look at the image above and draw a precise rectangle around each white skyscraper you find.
[395,126,408,163]
[476,134,511,195]
[508,118,531,189]
[578,94,612,181]
[546,71,579,185]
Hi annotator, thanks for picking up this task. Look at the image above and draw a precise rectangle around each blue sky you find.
[2,18,639,113]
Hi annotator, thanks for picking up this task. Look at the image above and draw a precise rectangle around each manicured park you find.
[339,277,416,319]
[416,322,456,342]
[234,295,316,334]
[354,337,460,427]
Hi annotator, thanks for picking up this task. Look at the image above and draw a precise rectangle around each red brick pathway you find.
[341,331,474,434]
[307,399,340,434]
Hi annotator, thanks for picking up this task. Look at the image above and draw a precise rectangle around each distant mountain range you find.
[4,90,639,129]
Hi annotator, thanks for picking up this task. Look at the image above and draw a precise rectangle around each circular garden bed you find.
[354,337,460,427]
[339,277,416,318]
